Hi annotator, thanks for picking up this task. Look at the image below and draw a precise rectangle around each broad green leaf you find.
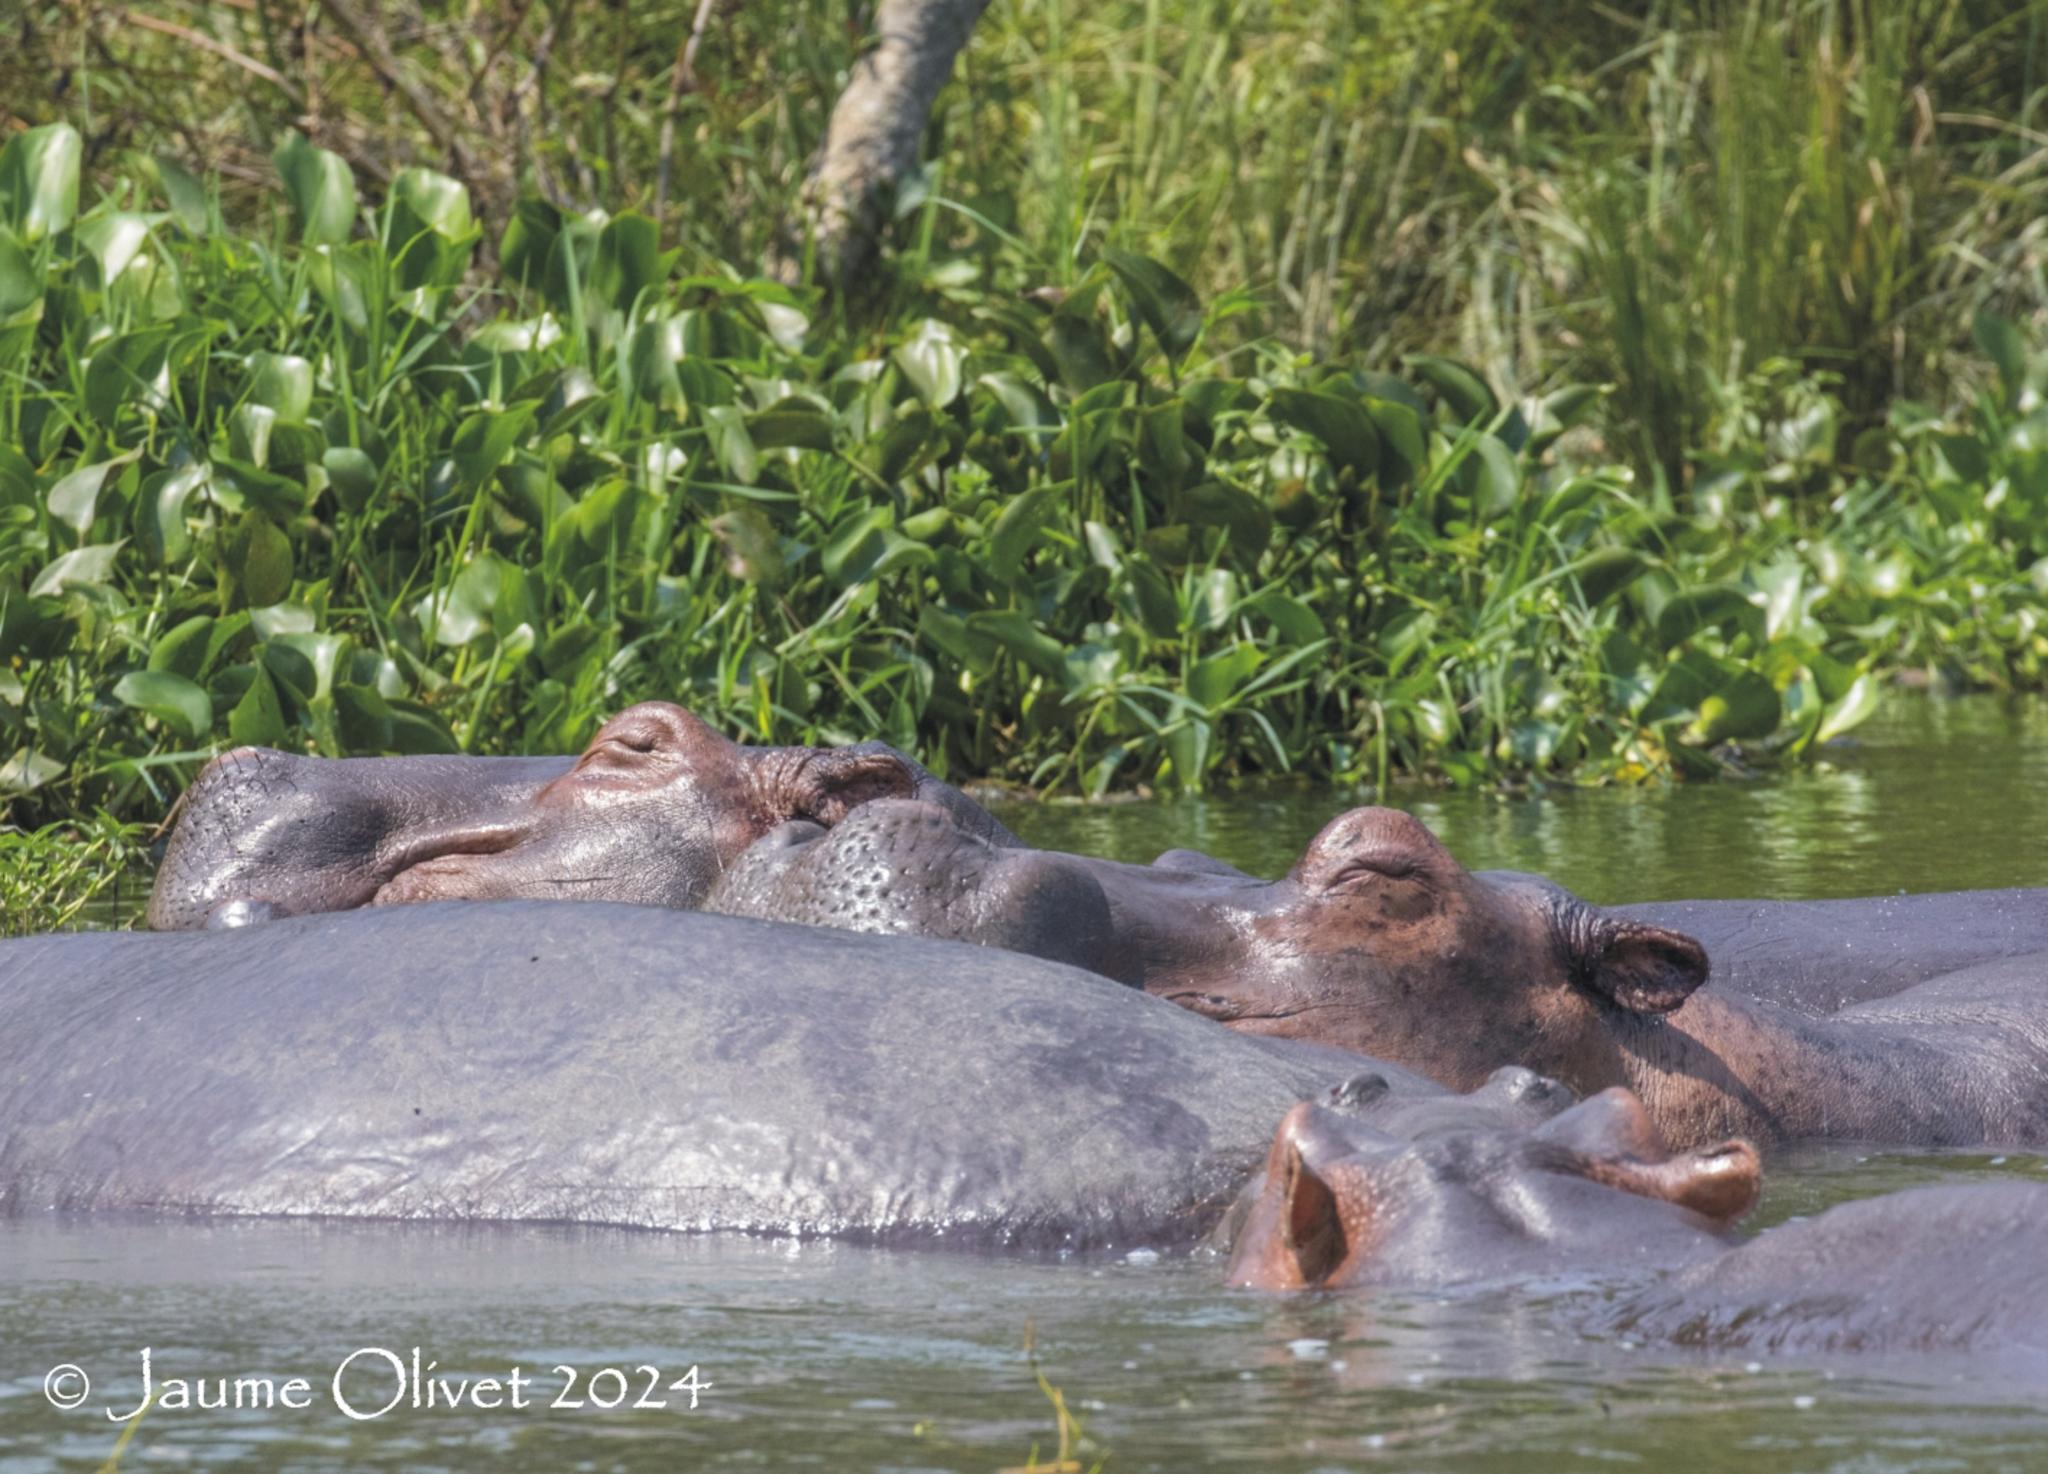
[226,516,294,607]
[704,404,760,484]
[273,132,356,245]
[746,401,837,453]
[76,212,153,285]
[1687,671,1781,745]
[156,154,209,233]
[1102,248,1202,358]
[592,212,661,310]
[1560,547,1648,606]
[149,614,215,680]
[1655,582,1762,650]
[894,319,966,407]
[247,351,315,423]
[0,123,81,241]
[1815,672,1881,745]
[30,540,123,597]
[1251,591,1324,645]
[387,166,475,289]
[0,228,38,317]
[1973,309,2026,406]
[1188,642,1261,709]
[47,453,138,537]
[987,486,1055,581]
[1404,354,1498,423]
[113,669,212,742]
[1268,388,1379,477]
[228,665,288,747]
[1465,435,1520,519]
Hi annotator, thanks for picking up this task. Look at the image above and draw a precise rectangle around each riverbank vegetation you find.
[3,2,2046,857]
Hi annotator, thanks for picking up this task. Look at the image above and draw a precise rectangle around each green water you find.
[1002,693,2048,903]
[7,694,2048,1471]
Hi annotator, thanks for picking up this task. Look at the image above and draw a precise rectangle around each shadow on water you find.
[11,693,2048,1470]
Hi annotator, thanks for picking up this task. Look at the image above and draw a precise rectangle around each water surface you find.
[8,693,2048,1471]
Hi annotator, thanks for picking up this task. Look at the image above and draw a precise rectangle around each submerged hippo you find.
[1226,1084,2048,1358]
[149,702,1016,929]
[1,901,1453,1247]
[708,799,2048,1149]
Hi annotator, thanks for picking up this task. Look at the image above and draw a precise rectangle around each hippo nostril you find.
[1328,1073,1391,1112]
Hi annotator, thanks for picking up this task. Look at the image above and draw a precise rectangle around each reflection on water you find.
[12,694,2048,1470]
[2,1217,2044,1474]
[1003,694,2048,902]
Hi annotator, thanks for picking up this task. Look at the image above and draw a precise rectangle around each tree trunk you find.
[777,0,991,289]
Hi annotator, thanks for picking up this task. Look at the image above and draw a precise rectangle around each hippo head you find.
[1162,807,1712,1092]
[1226,1084,1761,1291]
[149,702,917,927]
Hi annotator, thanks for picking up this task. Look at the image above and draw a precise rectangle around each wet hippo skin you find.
[0,902,1450,1248]
[148,703,1014,930]
[1226,1084,2048,1358]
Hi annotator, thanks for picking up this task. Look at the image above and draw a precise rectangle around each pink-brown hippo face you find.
[1226,1085,1762,1291]
[1158,807,1713,1093]
[150,702,919,927]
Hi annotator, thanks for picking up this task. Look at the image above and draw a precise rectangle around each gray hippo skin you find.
[1227,1085,2048,1358]
[0,901,1453,1247]
[149,702,1015,930]
[1614,889,2048,1014]
[709,800,2048,1150]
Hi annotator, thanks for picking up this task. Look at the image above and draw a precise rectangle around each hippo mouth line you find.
[369,827,531,903]
[1161,990,1321,1026]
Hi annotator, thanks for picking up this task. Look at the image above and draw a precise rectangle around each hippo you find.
[1613,889,2048,1015]
[0,900,1460,1247]
[148,702,1017,930]
[1225,1084,2048,1358]
[705,799,2048,1149]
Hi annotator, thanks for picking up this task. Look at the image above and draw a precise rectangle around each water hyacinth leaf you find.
[1686,671,1781,745]
[1655,582,1762,650]
[1561,546,1648,605]
[1268,388,1379,477]
[1465,435,1521,520]
[1044,310,1115,393]
[322,446,378,512]
[894,319,966,407]
[266,631,350,704]
[1815,672,1881,745]
[1250,591,1324,645]
[1404,354,1498,423]
[1121,557,1181,640]
[967,610,1068,680]
[155,154,209,233]
[592,212,661,310]
[0,748,64,795]
[0,228,37,317]
[47,452,138,537]
[746,401,836,453]
[1362,397,1426,487]
[387,166,475,289]
[273,132,357,246]
[705,404,760,484]
[83,328,172,426]
[418,552,511,646]
[0,123,81,241]
[988,486,1055,581]
[1102,249,1202,359]
[226,516,293,607]
[113,669,212,742]
[977,372,1059,442]
[228,664,287,747]
[76,212,153,286]
[247,351,315,423]
[1181,481,1272,564]
[624,315,684,408]
[140,462,210,563]
[30,540,123,597]
[1188,642,1261,709]
[450,403,537,488]
[1973,309,2026,406]
[148,614,215,680]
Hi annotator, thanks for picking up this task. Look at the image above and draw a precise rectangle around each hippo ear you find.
[787,749,918,826]
[1226,1103,1359,1290]
[1580,918,1709,1014]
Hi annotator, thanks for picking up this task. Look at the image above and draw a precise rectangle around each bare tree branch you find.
[774,0,991,289]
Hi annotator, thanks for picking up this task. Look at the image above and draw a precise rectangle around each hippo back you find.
[0,904,1415,1248]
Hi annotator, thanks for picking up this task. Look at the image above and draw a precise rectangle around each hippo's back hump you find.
[0,904,1344,1247]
